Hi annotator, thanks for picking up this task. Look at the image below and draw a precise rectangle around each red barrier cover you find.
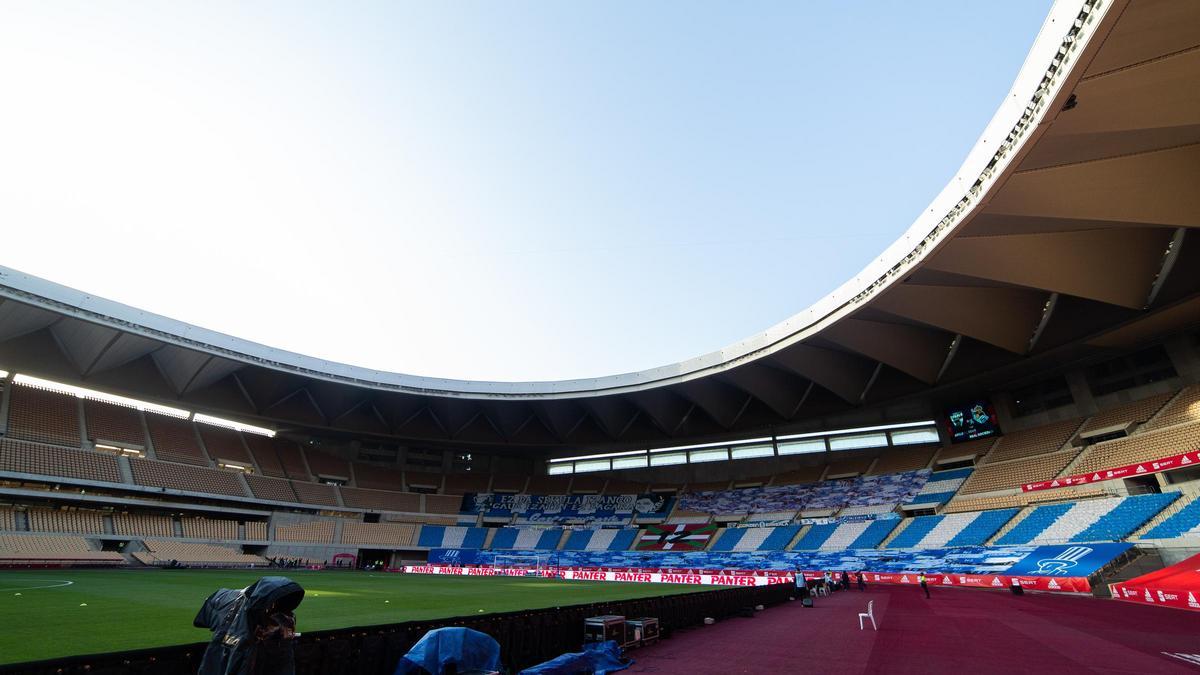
[1111,552,1200,611]
[1022,450,1199,492]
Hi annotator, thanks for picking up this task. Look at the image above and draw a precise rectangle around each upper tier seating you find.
[678,471,928,515]
[197,425,253,465]
[129,457,247,497]
[340,486,421,512]
[6,384,80,447]
[868,445,936,475]
[244,474,298,503]
[243,435,286,478]
[112,512,174,537]
[181,518,239,540]
[304,449,351,480]
[825,456,873,477]
[138,539,265,566]
[958,450,1078,494]
[569,474,608,493]
[942,487,1109,514]
[997,493,1178,545]
[273,440,311,481]
[935,437,995,462]
[27,508,105,534]
[488,527,562,550]
[1080,393,1174,434]
[417,525,487,549]
[290,481,339,506]
[1073,421,1200,476]
[0,507,14,531]
[0,534,125,564]
[425,494,463,515]
[443,473,491,495]
[710,525,801,552]
[405,471,443,491]
[144,413,209,466]
[83,399,146,448]
[907,467,972,504]
[562,528,639,551]
[341,522,417,546]
[985,418,1082,464]
[524,476,571,494]
[352,464,405,491]
[0,438,122,483]
[245,521,268,540]
[1143,385,1200,431]
[1143,494,1200,540]
[772,466,824,486]
[274,520,335,543]
[489,474,528,493]
[604,479,648,494]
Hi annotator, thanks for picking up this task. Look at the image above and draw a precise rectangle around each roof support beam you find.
[1146,227,1187,307]
[873,284,1046,354]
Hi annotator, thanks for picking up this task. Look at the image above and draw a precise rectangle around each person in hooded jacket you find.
[194,576,305,675]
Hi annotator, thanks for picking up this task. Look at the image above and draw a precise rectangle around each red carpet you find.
[626,585,1200,674]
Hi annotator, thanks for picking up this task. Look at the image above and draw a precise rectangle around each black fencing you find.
[0,583,794,675]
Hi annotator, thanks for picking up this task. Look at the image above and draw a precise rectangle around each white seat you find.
[858,600,876,631]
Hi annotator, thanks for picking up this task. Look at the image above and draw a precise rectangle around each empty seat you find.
[1081,393,1174,434]
[181,518,239,539]
[83,398,147,448]
[985,418,1082,464]
[243,435,287,478]
[290,481,339,506]
[442,473,492,495]
[245,521,268,540]
[304,449,351,480]
[340,486,421,512]
[140,539,265,566]
[340,522,417,546]
[425,494,464,515]
[113,513,174,537]
[352,464,405,491]
[1073,421,1200,476]
[6,384,81,447]
[0,438,122,483]
[245,474,299,503]
[145,413,209,466]
[0,534,124,564]
[1143,385,1200,431]
[274,520,335,543]
[196,424,253,465]
[958,450,1078,494]
[129,457,247,497]
[27,508,106,534]
[868,445,936,475]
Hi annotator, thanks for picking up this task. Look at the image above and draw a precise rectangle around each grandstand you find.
[0,0,1198,671]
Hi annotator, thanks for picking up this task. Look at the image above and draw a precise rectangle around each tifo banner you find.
[1022,450,1198,492]
[459,493,673,523]
[734,519,795,528]
[1001,543,1132,577]
[1111,551,1200,612]
[636,523,719,551]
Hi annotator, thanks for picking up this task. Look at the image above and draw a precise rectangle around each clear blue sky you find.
[0,1,1052,382]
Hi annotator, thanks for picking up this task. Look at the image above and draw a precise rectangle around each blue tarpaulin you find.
[518,641,632,675]
[393,627,501,675]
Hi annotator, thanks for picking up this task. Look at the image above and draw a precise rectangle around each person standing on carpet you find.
[840,570,851,591]
[857,571,866,592]
[918,572,930,599]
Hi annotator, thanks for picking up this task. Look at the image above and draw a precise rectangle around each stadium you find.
[2,0,1200,673]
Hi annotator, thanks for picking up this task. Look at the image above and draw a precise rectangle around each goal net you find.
[492,554,547,576]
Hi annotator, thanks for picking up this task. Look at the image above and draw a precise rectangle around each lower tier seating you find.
[137,539,265,566]
[562,528,639,551]
[417,525,487,549]
[340,522,418,547]
[488,527,562,550]
[997,493,1179,545]
[0,534,125,564]
[710,525,801,552]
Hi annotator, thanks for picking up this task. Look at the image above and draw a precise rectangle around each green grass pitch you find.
[0,569,703,665]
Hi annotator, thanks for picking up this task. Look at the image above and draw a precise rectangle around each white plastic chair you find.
[858,600,876,631]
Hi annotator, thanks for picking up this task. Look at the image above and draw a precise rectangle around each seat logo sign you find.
[1031,546,1092,575]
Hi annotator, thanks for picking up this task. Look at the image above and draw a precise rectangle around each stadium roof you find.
[1,0,1197,452]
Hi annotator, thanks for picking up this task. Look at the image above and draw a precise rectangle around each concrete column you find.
[1064,369,1098,417]
[1165,334,1200,384]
